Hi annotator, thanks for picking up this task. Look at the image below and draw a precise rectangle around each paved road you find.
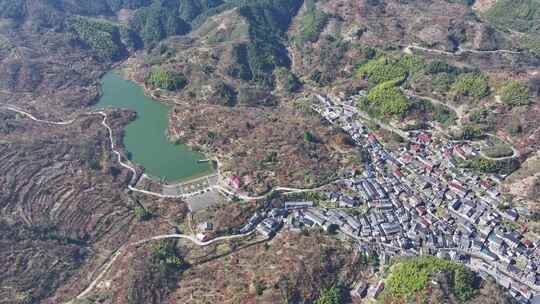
[404,44,521,56]
[215,179,342,201]
[3,105,340,201]
[479,133,521,161]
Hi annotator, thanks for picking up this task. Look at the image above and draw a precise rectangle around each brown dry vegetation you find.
[169,103,347,193]
[87,231,365,304]
[0,109,188,303]
[2,0,540,302]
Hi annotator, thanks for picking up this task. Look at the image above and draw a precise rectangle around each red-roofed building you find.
[229,175,241,189]
[401,153,413,163]
[443,148,451,159]
[453,146,468,160]
[418,157,435,172]
[410,144,421,153]
[368,133,378,143]
[416,133,432,144]
[479,180,491,190]
[523,239,534,248]
[449,182,468,197]
[416,206,427,215]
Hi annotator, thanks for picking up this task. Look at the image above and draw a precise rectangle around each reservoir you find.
[95,72,213,182]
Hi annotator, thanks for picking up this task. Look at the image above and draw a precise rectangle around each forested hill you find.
[0,1,297,55]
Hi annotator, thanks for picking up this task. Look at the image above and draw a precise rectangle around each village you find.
[208,92,540,303]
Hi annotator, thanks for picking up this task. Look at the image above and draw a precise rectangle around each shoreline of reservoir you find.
[94,72,214,183]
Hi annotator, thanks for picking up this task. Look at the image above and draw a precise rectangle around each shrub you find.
[482,144,514,158]
[365,80,408,117]
[500,80,530,106]
[469,107,489,124]
[382,256,476,302]
[424,61,461,76]
[521,35,540,58]
[451,73,490,100]
[303,131,315,143]
[355,56,408,84]
[470,157,520,174]
[298,0,329,42]
[68,17,125,60]
[485,0,539,33]
[461,124,485,140]
[314,286,343,304]
[134,206,151,221]
[254,279,265,296]
[274,67,302,93]
[145,69,188,91]
[152,240,187,269]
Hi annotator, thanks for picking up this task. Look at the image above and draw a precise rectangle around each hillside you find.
[1,0,540,303]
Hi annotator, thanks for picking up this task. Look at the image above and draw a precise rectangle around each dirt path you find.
[69,230,256,303]
[404,91,464,126]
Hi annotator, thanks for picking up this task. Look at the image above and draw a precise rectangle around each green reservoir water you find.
[95,72,213,182]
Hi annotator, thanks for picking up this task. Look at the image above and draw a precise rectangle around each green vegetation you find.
[356,56,410,84]
[362,80,408,117]
[190,0,302,86]
[424,61,461,76]
[254,279,265,296]
[451,73,490,100]
[67,17,126,60]
[485,0,539,33]
[470,157,520,174]
[483,144,514,158]
[500,80,531,106]
[314,286,344,304]
[274,67,302,93]
[130,1,190,45]
[470,157,500,173]
[461,124,485,140]
[134,206,151,221]
[178,0,224,22]
[145,69,188,91]
[238,0,303,86]
[152,240,188,269]
[298,0,329,43]
[382,256,476,303]
[469,107,489,124]
[521,35,540,58]
[303,131,315,143]
[409,99,457,125]
[356,57,407,84]
[413,60,465,94]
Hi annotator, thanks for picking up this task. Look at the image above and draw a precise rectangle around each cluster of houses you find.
[232,93,538,303]
[305,93,540,302]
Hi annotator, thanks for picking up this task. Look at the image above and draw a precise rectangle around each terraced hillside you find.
[1,0,540,303]
[0,109,187,303]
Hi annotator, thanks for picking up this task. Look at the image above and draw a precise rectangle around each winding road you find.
[2,104,338,200]
[1,105,180,197]
[400,93,521,161]
[71,230,256,302]
[404,44,521,56]
[0,105,272,302]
